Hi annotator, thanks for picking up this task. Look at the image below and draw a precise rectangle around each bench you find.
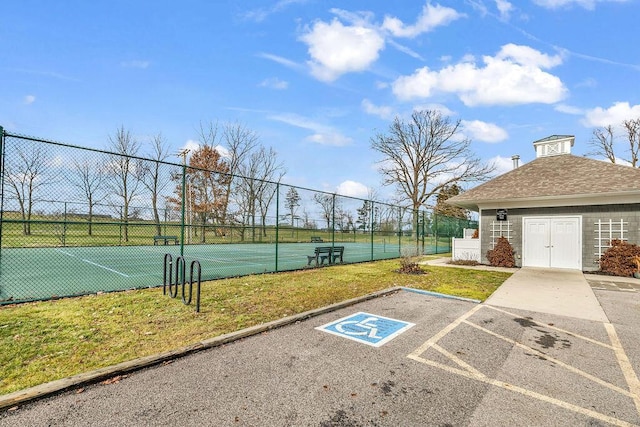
[307,246,345,266]
[310,236,324,243]
[154,235,179,245]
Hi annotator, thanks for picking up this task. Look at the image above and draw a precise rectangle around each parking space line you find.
[408,304,483,358]
[409,351,636,427]
[464,320,635,398]
[431,343,485,377]
[605,323,640,414]
[408,304,639,426]
[485,305,615,350]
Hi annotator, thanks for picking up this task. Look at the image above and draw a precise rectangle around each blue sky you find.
[3,0,640,201]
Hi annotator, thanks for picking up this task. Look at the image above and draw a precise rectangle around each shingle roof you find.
[447,154,640,209]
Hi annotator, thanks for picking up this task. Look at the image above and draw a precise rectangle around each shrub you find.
[471,228,479,239]
[397,257,426,274]
[397,247,426,274]
[487,237,515,267]
[599,239,640,277]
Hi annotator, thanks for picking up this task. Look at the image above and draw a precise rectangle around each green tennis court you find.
[0,241,442,303]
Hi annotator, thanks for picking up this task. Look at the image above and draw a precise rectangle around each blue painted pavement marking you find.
[316,311,415,347]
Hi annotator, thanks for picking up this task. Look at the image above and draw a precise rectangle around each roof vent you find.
[511,155,520,169]
[533,135,574,158]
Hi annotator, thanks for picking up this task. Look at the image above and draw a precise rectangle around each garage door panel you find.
[550,219,581,269]
[523,219,550,268]
[523,217,581,270]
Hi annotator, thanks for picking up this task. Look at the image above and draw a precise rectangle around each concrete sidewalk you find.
[485,267,610,322]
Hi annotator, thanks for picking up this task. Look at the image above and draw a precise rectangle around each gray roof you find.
[533,134,574,143]
[447,154,640,209]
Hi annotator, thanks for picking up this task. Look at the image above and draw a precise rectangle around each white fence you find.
[452,238,481,262]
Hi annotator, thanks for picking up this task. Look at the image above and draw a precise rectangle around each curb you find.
[401,287,482,304]
[0,286,402,411]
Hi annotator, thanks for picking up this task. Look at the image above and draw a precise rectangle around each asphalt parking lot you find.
[1,287,639,426]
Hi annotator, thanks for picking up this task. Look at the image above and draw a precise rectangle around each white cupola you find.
[533,135,574,158]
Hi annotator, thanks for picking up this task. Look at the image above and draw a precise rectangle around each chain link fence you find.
[0,128,477,304]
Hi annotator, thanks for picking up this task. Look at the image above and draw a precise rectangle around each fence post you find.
[179,162,186,256]
[397,206,402,254]
[421,210,425,255]
[331,193,336,246]
[275,183,280,272]
[434,213,438,254]
[63,202,67,247]
[0,126,4,259]
[411,209,420,255]
[370,201,374,261]
[163,208,167,236]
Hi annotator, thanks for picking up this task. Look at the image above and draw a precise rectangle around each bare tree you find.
[623,118,640,167]
[589,125,616,164]
[106,126,143,242]
[371,110,494,228]
[4,145,50,235]
[313,193,334,230]
[140,134,172,235]
[69,158,106,235]
[252,147,285,239]
[589,119,640,167]
[301,209,316,230]
[197,121,260,225]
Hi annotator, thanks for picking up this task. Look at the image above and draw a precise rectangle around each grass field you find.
[1,215,451,248]
[0,256,511,396]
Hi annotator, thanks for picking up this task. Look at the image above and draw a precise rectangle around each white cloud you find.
[121,60,150,69]
[555,104,584,115]
[532,0,629,10]
[243,0,307,22]
[375,81,390,90]
[336,180,370,198]
[305,132,352,146]
[495,0,514,19]
[259,77,289,90]
[269,113,353,146]
[362,99,394,119]
[387,39,424,60]
[496,43,563,68]
[413,103,455,116]
[581,101,640,127]
[382,3,463,38]
[23,95,36,105]
[575,77,597,88]
[490,155,520,176]
[298,2,463,82]
[257,53,303,71]
[300,18,385,82]
[215,145,231,158]
[462,120,508,143]
[392,44,567,106]
[174,140,201,163]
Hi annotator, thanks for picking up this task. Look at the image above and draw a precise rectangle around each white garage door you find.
[523,217,582,270]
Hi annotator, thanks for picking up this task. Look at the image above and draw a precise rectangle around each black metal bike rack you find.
[163,254,201,312]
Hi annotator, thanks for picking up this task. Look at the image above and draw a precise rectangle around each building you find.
[446,135,640,271]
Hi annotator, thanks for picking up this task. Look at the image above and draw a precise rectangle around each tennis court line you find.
[55,249,130,278]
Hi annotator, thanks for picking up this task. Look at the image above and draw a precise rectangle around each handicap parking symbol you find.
[316,312,415,347]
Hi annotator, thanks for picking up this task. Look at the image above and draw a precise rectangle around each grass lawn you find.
[0,256,511,395]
